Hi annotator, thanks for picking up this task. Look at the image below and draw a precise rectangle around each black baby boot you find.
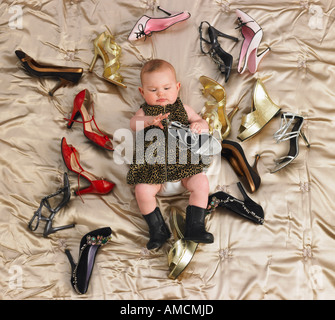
[184,205,214,243]
[143,207,171,250]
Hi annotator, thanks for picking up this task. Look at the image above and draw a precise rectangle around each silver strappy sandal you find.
[270,112,310,173]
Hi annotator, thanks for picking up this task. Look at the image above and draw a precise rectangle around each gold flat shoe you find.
[168,207,198,280]
[237,79,281,141]
[200,75,238,140]
[89,31,126,88]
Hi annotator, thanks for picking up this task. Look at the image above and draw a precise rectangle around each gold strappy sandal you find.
[200,75,239,140]
[168,207,198,280]
[237,79,281,141]
[89,31,126,88]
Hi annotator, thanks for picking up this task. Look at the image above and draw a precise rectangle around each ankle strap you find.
[235,17,254,29]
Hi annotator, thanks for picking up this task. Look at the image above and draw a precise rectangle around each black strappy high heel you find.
[199,21,239,82]
[207,182,264,224]
[65,227,112,294]
[28,172,75,237]
[15,50,83,96]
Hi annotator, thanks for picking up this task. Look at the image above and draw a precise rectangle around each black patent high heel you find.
[28,172,75,237]
[15,50,83,96]
[65,227,112,294]
[199,21,239,82]
[207,182,264,224]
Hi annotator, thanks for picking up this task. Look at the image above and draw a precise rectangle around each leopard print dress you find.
[126,98,209,185]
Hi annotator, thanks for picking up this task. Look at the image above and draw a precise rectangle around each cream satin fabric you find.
[1,0,335,300]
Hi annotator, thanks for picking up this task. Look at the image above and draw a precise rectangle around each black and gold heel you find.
[15,50,83,96]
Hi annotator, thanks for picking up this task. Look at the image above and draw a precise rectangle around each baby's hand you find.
[146,113,170,129]
[189,121,206,134]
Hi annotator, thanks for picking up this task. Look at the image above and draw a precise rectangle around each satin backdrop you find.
[1,0,335,300]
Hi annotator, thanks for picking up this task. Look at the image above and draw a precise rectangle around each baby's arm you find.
[184,104,209,134]
[130,108,170,131]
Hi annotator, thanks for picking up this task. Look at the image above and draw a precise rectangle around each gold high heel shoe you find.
[200,75,239,140]
[237,79,281,141]
[168,207,198,280]
[89,31,126,88]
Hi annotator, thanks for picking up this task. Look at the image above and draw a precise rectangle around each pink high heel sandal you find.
[128,6,191,41]
[235,9,270,74]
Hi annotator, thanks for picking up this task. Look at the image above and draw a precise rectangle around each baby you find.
[127,59,213,249]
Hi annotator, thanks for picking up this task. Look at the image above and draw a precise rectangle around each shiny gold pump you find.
[89,31,126,88]
[237,79,281,141]
[168,207,198,280]
[200,75,238,139]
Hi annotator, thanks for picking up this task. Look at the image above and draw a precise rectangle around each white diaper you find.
[157,181,186,197]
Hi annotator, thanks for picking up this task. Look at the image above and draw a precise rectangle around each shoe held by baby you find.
[168,120,222,156]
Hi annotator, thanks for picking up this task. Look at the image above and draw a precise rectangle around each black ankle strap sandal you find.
[28,172,75,237]
[199,21,239,82]
[207,182,264,224]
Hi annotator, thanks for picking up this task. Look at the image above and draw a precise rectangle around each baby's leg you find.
[134,183,170,250]
[134,183,162,215]
[181,173,213,243]
[182,172,209,208]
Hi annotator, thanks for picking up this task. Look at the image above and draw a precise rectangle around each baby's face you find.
[139,68,181,106]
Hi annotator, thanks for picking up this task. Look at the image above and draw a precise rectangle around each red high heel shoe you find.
[61,137,115,197]
[66,89,114,151]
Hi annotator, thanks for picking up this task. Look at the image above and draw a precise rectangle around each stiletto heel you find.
[89,48,99,71]
[199,21,239,82]
[207,182,264,224]
[15,50,83,96]
[128,6,191,41]
[89,31,126,88]
[200,75,239,139]
[65,227,112,294]
[28,172,75,237]
[235,9,270,74]
[49,78,71,96]
[221,139,261,193]
[253,154,261,173]
[300,132,310,147]
[270,112,310,173]
[237,79,281,141]
[61,137,115,197]
[65,89,114,150]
